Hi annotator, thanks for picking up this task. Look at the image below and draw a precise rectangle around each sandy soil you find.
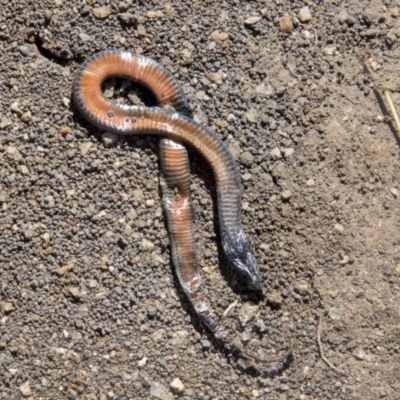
[1,1,400,399]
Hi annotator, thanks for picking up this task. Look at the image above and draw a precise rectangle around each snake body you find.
[72,50,295,367]
[73,50,262,291]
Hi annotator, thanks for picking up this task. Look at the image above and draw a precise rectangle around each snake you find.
[73,50,266,359]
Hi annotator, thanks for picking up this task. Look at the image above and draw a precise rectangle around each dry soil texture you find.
[1,1,400,399]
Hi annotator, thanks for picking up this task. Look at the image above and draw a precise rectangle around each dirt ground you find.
[1,1,400,399]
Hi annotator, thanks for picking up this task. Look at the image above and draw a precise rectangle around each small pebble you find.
[146,199,155,207]
[353,348,370,361]
[118,13,137,25]
[79,32,91,42]
[238,301,259,328]
[240,151,254,167]
[150,382,174,400]
[242,173,252,181]
[254,319,267,333]
[306,179,315,186]
[118,2,130,12]
[254,82,273,96]
[245,108,257,123]
[0,117,13,128]
[80,142,92,156]
[281,190,292,200]
[287,55,296,73]
[195,90,206,100]
[237,357,256,369]
[150,329,165,342]
[19,381,32,397]
[138,356,147,368]
[10,101,22,113]
[338,10,348,23]
[137,25,146,36]
[164,4,173,16]
[266,290,282,307]
[170,377,185,394]
[215,119,228,128]
[93,6,111,18]
[147,10,164,18]
[322,47,336,55]
[126,208,137,220]
[390,188,398,197]
[89,280,98,288]
[298,6,312,22]
[23,229,34,239]
[181,49,191,59]
[210,31,229,41]
[279,13,293,33]
[69,287,83,299]
[207,70,223,83]
[141,238,155,251]
[169,330,189,347]
[102,132,119,147]
[339,255,350,265]
[20,111,32,123]
[152,252,165,264]
[18,45,29,56]
[133,188,144,201]
[19,165,29,175]
[295,282,309,295]
[201,340,211,350]
[2,302,15,313]
[57,263,74,275]
[361,8,374,26]
[244,16,261,25]
[334,223,344,234]
[329,307,343,320]
[271,147,282,159]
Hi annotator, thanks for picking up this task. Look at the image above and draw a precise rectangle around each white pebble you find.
[270,147,282,159]
[93,6,111,19]
[142,238,155,251]
[281,190,292,200]
[19,381,32,397]
[133,188,144,201]
[228,140,241,160]
[138,356,147,368]
[146,199,155,207]
[245,108,257,123]
[334,223,344,234]
[150,382,174,400]
[102,132,119,147]
[79,32,91,41]
[242,173,252,181]
[322,47,336,55]
[147,10,164,18]
[306,179,315,186]
[284,148,294,157]
[244,16,261,25]
[126,208,138,220]
[170,377,185,394]
[298,6,312,22]
[79,142,92,156]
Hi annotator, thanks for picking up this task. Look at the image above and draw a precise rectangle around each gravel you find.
[1,0,400,399]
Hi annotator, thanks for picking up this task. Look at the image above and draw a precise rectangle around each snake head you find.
[223,230,262,291]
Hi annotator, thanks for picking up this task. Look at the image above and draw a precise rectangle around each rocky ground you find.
[1,0,400,399]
